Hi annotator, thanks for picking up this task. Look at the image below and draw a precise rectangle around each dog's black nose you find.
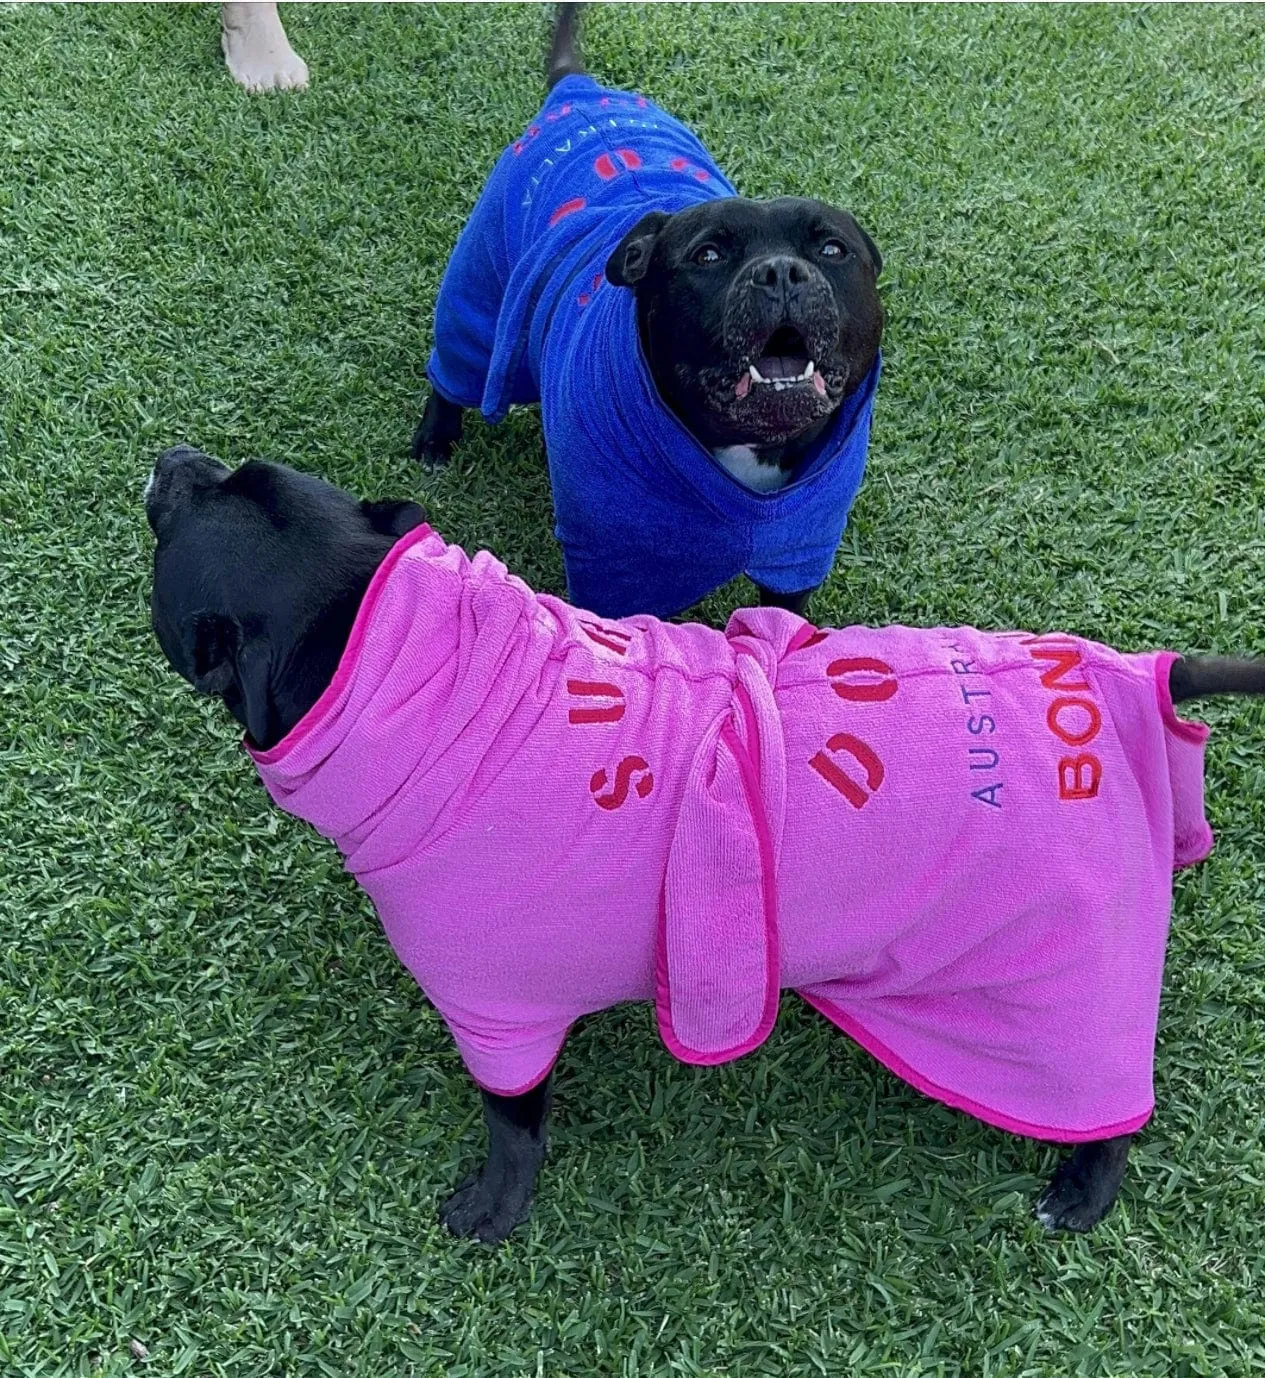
[159,443,206,466]
[145,445,228,525]
[154,444,228,481]
[750,254,810,296]
[150,444,209,488]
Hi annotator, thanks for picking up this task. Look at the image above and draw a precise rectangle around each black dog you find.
[148,445,1264,1244]
[412,5,883,620]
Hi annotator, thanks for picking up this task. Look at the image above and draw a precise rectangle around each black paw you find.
[440,1170,532,1244]
[411,430,452,472]
[411,393,463,471]
[1034,1135,1131,1234]
[1034,1163,1119,1234]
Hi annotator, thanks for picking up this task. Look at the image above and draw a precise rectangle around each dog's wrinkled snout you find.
[750,254,811,299]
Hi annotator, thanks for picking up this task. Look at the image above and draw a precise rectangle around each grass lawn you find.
[5,2,1265,1373]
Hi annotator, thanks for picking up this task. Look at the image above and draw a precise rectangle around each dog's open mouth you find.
[734,326,828,400]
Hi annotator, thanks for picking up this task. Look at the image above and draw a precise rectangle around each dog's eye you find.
[820,240,849,259]
[692,244,722,266]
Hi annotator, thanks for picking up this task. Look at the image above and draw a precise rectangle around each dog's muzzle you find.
[725,257,841,399]
[145,445,229,530]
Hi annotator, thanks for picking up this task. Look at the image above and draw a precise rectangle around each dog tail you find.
[1170,655,1265,704]
[547,3,585,90]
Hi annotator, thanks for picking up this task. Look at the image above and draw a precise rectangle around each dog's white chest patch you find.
[712,446,791,493]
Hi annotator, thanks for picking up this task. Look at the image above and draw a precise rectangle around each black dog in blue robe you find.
[415,5,884,620]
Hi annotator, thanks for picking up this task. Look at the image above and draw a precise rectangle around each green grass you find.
[3,2,1265,1373]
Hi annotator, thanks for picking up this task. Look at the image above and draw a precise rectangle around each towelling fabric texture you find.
[251,526,1214,1143]
[426,74,881,619]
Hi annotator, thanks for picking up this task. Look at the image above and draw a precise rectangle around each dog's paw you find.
[411,395,463,470]
[1034,1168,1116,1234]
[440,1170,532,1244]
[409,421,452,472]
[1034,1136,1130,1234]
[411,439,452,473]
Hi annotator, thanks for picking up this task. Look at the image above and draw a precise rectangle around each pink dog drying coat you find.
[250,526,1213,1142]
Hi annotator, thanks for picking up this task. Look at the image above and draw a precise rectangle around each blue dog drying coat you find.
[428,75,881,619]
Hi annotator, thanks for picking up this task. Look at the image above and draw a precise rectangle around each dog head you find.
[605,196,883,451]
[146,445,425,748]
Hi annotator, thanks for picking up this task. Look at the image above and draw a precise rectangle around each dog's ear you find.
[857,224,882,277]
[360,498,426,539]
[605,211,670,287]
[187,612,240,697]
[185,612,275,747]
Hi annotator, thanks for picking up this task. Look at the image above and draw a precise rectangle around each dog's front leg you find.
[755,583,817,618]
[1034,1133,1132,1233]
[440,1076,552,1243]
[411,392,466,469]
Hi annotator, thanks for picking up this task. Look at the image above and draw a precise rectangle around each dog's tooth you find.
[804,361,814,378]
[749,364,765,383]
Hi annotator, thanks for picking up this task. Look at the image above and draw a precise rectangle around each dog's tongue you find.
[755,352,811,381]
[755,325,812,383]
